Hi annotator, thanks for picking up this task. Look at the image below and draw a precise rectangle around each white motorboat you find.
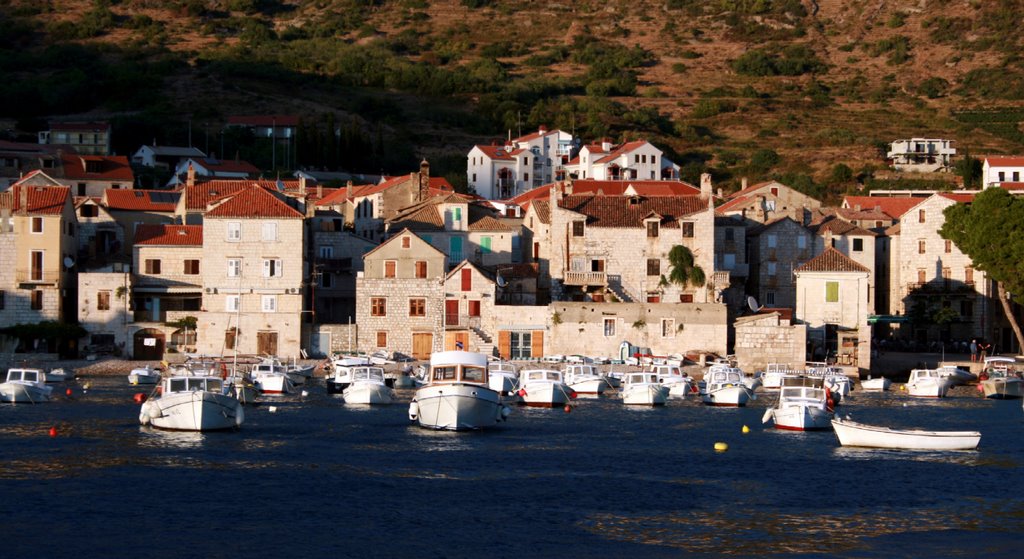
[257,357,308,386]
[620,371,668,406]
[343,366,395,405]
[408,351,510,430]
[563,364,607,395]
[391,365,419,389]
[937,365,976,387]
[517,369,573,407]
[701,366,755,407]
[806,363,852,402]
[0,368,53,403]
[250,362,294,395]
[139,375,244,431]
[44,368,74,383]
[488,361,519,395]
[649,364,697,398]
[831,416,980,450]
[980,357,1023,399]
[762,376,833,431]
[327,356,371,394]
[128,365,161,386]
[860,376,892,391]
[760,363,802,390]
[906,368,953,398]
[368,350,396,366]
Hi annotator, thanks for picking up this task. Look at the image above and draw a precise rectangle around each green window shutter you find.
[825,281,839,303]
[481,236,492,254]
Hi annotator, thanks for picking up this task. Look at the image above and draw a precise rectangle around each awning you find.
[867,315,910,324]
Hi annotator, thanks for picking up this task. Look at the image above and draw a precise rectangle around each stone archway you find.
[133,328,165,360]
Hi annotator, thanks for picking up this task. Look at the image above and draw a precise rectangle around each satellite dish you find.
[63,257,75,269]
[746,296,762,312]
[496,272,508,288]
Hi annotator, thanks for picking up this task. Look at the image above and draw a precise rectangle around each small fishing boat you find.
[343,366,395,405]
[44,368,74,383]
[0,368,53,403]
[860,376,892,392]
[760,363,802,390]
[649,364,697,398]
[831,416,980,450]
[139,374,244,431]
[979,357,1023,399]
[937,365,976,387]
[806,363,852,402]
[762,376,833,431]
[701,366,755,407]
[488,361,519,395]
[620,371,668,406]
[250,362,294,395]
[128,365,161,386]
[516,369,574,407]
[563,363,607,395]
[327,356,371,393]
[408,351,511,430]
[906,368,953,398]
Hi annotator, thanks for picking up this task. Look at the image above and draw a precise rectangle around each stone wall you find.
[734,313,807,372]
[78,271,132,350]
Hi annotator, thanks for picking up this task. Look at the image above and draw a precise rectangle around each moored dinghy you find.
[620,371,668,406]
[860,376,891,392]
[0,368,53,403]
[128,365,161,386]
[408,351,510,430]
[906,368,953,398]
[139,374,244,431]
[762,376,833,431]
[831,416,980,450]
[563,363,607,396]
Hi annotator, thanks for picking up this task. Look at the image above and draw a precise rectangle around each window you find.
[917,269,926,284]
[371,297,386,317]
[384,260,397,278]
[227,258,241,277]
[853,238,863,252]
[145,259,161,275]
[320,273,334,288]
[415,261,428,278]
[184,259,200,275]
[510,331,532,360]
[80,205,98,218]
[30,290,43,310]
[1015,172,1021,182]
[999,171,1005,182]
[263,258,283,278]
[591,259,605,272]
[942,267,951,287]
[524,173,529,182]
[225,328,237,350]
[97,291,110,311]
[461,268,472,291]
[765,291,776,306]
[30,217,43,234]
[918,240,926,254]
[409,298,426,317]
[261,295,277,312]
[226,295,240,312]
[401,236,411,249]
[481,236,492,254]
[262,222,277,241]
[572,221,584,237]
[681,221,694,238]
[647,258,660,276]
[767,262,777,276]
[646,221,659,238]
[918,209,926,223]
[679,294,694,303]
[376,331,387,348]
[603,318,616,337]
[944,239,952,254]
[797,235,807,249]
[468,300,481,317]
[226,222,241,241]
[661,318,675,338]
[767,234,777,248]
[723,253,736,270]
[319,246,334,259]
[965,266,974,284]
[825,281,839,303]
[725,228,734,241]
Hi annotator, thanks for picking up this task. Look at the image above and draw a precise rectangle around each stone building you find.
[74,196,124,267]
[102,188,179,253]
[734,311,807,373]
[794,247,872,371]
[809,215,877,313]
[355,229,447,359]
[195,187,306,358]
[746,217,814,310]
[77,266,132,354]
[715,179,821,226]
[562,139,680,181]
[61,153,134,197]
[442,260,497,355]
[307,225,377,324]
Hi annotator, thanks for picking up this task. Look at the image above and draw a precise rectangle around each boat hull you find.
[831,418,980,450]
[343,382,395,405]
[410,383,507,430]
[906,378,951,398]
[128,371,161,385]
[621,385,668,406]
[0,382,53,403]
[567,378,606,395]
[139,391,244,431]
[768,405,832,431]
[702,386,753,407]
[981,378,1023,399]
[860,377,891,391]
[519,382,571,407]
[254,374,293,395]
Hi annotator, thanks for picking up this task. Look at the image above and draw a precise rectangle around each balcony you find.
[17,269,60,286]
[563,271,607,287]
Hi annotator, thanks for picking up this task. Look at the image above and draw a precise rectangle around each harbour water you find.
[1,377,1021,558]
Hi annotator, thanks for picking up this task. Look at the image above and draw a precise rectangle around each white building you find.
[467,126,574,199]
[562,139,679,182]
[131,145,206,169]
[887,138,955,172]
[982,155,1024,189]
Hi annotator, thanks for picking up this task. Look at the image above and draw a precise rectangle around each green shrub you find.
[732,45,825,76]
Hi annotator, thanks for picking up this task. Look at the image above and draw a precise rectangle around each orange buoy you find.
[133,393,148,404]
[563,404,572,413]
[65,388,73,397]
[48,426,57,437]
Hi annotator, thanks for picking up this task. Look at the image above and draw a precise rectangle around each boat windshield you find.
[545,371,562,381]
[462,366,486,383]
[23,371,38,382]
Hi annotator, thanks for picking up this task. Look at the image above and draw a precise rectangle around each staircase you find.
[606,274,635,302]
[471,326,495,357]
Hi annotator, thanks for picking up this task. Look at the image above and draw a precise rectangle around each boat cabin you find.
[351,366,386,383]
[6,368,43,383]
[166,376,224,393]
[564,364,599,377]
[909,368,942,382]
[430,362,488,384]
[625,372,659,385]
[522,370,564,383]
[983,357,1018,377]
[706,369,743,387]
[489,362,518,375]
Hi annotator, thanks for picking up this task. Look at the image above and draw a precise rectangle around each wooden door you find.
[132,328,165,360]
[257,331,278,356]
[446,331,469,352]
[498,331,511,360]
[445,299,460,326]
[412,333,433,360]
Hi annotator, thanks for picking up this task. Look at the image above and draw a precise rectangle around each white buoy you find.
[268,406,278,413]
[301,390,309,397]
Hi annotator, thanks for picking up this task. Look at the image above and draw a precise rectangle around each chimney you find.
[551,182,563,204]
[317,183,323,200]
[418,159,430,201]
[741,177,748,191]
[601,138,612,152]
[700,173,712,198]
[186,163,195,188]
[717,188,723,198]
[299,174,307,194]
[854,204,861,211]
[564,178,574,196]
[346,180,352,201]
[18,186,28,216]
[538,125,547,134]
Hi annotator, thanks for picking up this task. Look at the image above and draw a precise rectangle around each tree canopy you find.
[667,245,706,289]
[941,187,1024,294]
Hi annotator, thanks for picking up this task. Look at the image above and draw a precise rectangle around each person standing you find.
[970,339,978,362]
[979,341,990,362]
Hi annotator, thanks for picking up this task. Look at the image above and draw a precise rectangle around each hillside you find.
[3,0,1024,199]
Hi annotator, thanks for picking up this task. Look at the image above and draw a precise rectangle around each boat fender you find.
[500,406,511,419]
[563,404,572,413]
[761,408,774,424]
[133,392,148,404]
[825,389,835,412]
[408,401,419,421]
[221,363,228,380]
[690,382,699,394]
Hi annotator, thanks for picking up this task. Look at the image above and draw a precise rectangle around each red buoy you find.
[518,388,527,397]
[65,388,73,397]
[133,393,148,404]
[48,426,57,438]
[563,404,572,413]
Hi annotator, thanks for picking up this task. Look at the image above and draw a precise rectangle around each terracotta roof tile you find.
[135,224,202,246]
[558,194,707,227]
[468,215,513,232]
[104,189,180,212]
[532,200,551,225]
[808,215,876,237]
[204,186,304,219]
[509,179,700,206]
[842,196,924,219]
[61,154,134,181]
[795,247,870,273]
[0,185,70,215]
[594,140,650,164]
[984,155,1024,167]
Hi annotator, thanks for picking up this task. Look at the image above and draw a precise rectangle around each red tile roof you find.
[473,144,516,161]
[808,215,876,237]
[795,247,870,273]
[512,126,553,143]
[594,140,649,164]
[204,186,304,219]
[61,154,134,181]
[104,189,180,212]
[726,180,776,199]
[842,196,924,219]
[715,194,755,214]
[0,185,70,215]
[938,192,975,204]
[135,224,202,246]
[197,158,261,175]
[558,194,707,227]
[984,156,1024,167]
[510,179,700,206]
[998,182,1024,191]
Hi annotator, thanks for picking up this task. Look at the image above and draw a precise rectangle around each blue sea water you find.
[1,377,1021,558]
